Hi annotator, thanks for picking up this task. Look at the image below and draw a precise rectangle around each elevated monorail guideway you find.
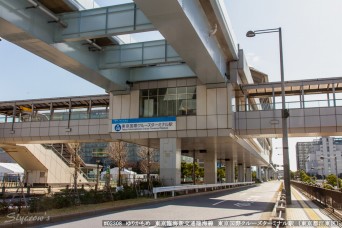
[0,0,273,186]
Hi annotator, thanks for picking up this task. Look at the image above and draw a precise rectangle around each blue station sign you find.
[112,117,176,132]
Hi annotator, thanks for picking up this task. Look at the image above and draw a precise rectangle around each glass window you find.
[168,95,177,116]
[141,90,149,97]
[158,95,168,116]
[177,87,186,94]
[140,86,196,117]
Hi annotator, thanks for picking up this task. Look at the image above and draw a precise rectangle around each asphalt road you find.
[43,181,282,228]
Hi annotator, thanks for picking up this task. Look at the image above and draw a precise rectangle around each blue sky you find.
[1,0,342,169]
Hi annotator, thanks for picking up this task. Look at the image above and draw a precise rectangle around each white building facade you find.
[306,137,342,178]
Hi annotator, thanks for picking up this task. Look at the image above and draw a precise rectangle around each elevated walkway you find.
[0,94,110,143]
[235,106,342,138]
[236,77,342,138]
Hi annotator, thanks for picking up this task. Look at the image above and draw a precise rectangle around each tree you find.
[252,171,257,181]
[138,146,159,188]
[106,141,128,186]
[138,146,159,174]
[217,167,225,182]
[67,143,81,204]
[299,170,315,184]
[290,170,295,180]
[181,162,204,183]
[326,174,342,188]
[181,162,192,181]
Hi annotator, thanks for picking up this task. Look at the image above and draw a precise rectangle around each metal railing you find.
[0,110,108,123]
[234,99,342,112]
[153,182,254,199]
[291,181,342,210]
[42,144,72,167]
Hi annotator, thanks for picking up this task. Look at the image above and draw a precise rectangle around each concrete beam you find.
[134,0,228,84]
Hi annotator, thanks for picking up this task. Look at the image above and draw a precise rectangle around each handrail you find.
[234,98,342,112]
[153,182,254,199]
[41,144,72,166]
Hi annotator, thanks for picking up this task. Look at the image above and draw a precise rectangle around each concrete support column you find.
[246,167,252,182]
[265,168,269,181]
[255,166,259,179]
[225,159,235,183]
[160,138,181,186]
[238,163,245,182]
[270,169,274,180]
[204,150,217,184]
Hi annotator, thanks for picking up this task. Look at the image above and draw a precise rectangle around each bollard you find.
[278,199,286,205]
[276,206,286,213]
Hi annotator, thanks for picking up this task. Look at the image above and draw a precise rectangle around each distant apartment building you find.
[296,141,314,171]
[304,137,342,177]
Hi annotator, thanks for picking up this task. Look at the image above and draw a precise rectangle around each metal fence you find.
[153,182,255,199]
[291,181,342,210]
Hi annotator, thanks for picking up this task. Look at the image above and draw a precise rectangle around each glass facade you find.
[79,143,155,165]
[140,86,196,117]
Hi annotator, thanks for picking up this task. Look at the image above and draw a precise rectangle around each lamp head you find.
[246,30,256,37]
[320,156,324,160]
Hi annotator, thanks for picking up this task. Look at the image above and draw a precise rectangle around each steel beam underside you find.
[134,0,228,85]
[0,1,192,91]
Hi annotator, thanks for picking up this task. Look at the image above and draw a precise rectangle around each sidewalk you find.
[286,186,339,227]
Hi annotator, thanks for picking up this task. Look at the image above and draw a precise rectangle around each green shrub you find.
[0,201,9,215]
[53,194,73,209]
[113,186,137,200]
[323,183,334,190]
[29,197,54,212]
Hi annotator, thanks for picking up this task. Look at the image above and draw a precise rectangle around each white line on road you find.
[234,202,251,207]
[212,200,227,206]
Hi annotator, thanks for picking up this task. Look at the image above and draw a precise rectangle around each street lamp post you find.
[246,27,291,204]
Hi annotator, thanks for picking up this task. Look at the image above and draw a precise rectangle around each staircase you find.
[42,143,86,168]
[0,144,88,185]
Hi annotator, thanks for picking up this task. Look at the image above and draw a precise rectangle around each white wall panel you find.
[207,89,217,115]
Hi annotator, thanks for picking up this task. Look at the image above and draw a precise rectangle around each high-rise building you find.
[306,137,342,178]
[296,141,314,171]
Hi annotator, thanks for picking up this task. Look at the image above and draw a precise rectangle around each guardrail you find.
[291,181,342,210]
[152,182,254,199]
[233,99,342,112]
[271,187,287,228]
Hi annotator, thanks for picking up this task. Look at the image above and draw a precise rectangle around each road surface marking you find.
[213,200,227,205]
[234,202,251,207]
[292,187,322,221]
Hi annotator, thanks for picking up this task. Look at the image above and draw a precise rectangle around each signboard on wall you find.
[112,117,176,132]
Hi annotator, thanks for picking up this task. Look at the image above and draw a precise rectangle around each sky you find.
[225,0,342,169]
[1,0,342,170]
